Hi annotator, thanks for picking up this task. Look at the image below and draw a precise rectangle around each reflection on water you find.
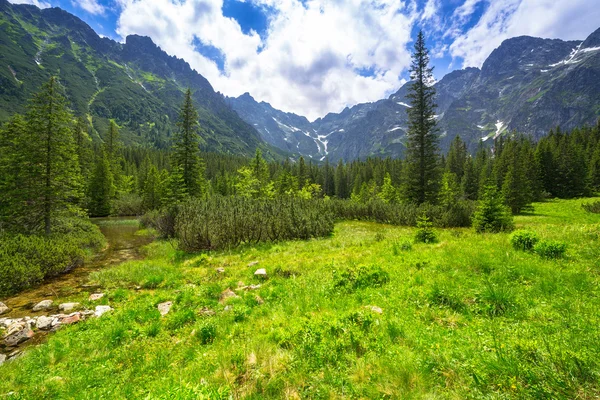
[0,217,152,319]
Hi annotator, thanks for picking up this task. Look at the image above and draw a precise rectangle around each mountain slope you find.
[229,29,600,160]
[0,0,280,158]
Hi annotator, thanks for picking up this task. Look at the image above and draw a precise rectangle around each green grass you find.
[1,198,599,398]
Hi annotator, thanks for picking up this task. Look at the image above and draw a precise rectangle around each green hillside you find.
[0,0,281,158]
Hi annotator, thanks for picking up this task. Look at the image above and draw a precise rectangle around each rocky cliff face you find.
[229,28,600,160]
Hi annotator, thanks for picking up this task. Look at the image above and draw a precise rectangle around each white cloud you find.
[72,0,106,15]
[7,0,51,8]
[450,0,600,68]
[115,0,420,120]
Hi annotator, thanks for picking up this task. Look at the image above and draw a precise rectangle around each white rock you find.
[32,300,53,312]
[254,268,267,278]
[36,316,53,330]
[216,267,225,273]
[365,305,383,314]
[0,302,8,315]
[157,301,172,316]
[58,303,80,313]
[248,261,259,267]
[94,306,112,318]
[89,293,104,301]
[0,318,11,329]
[0,354,6,365]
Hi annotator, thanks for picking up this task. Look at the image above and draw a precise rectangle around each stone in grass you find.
[254,269,268,279]
[89,293,104,301]
[3,325,34,347]
[158,301,173,316]
[94,305,113,318]
[59,303,81,313]
[36,316,53,330]
[365,305,383,314]
[248,261,259,267]
[59,313,81,325]
[0,354,6,366]
[0,302,9,315]
[219,288,239,304]
[32,300,53,312]
[216,267,225,274]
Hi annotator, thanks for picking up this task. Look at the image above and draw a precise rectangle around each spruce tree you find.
[404,30,440,204]
[24,77,83,234]
[472,183,514,233]
[378,173,397,203]
[172,88,206,197]
[104,120,123,194]
[88,151,114,217]
[0,114,27,228]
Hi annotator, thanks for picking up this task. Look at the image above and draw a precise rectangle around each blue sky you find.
[10,0,600,120]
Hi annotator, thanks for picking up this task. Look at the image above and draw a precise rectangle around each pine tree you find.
[335,159,348,198]
[166,164,188,204]
[378,173,397,203]
[172,88,206,197]
[142,164,165,211]
[23,77,83,234]
[403,30,440,204]
[0,114,27,228]
[104,120,122,194]
[439,171,460,207]
[461,157,478,200]
[88,151,114,217]
[472,183,514,233]
[446,135,468,181]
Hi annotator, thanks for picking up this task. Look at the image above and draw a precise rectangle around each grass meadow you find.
[1,198,599,399]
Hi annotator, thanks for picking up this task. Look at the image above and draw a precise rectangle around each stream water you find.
[0,217,152,321]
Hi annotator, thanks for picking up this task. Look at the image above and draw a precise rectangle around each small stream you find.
[0,217,152,357]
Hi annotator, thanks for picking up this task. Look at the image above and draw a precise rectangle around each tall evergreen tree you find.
[24,77,83,234]
[403,30,440,204]
[88,151,114,217]
[172,88,206,197]
[0,114,27,228]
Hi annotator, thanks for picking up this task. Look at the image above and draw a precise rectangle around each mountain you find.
[229,29,600,161]
[0,0,283,158]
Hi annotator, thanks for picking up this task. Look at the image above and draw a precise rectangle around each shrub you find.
[473,184,514,233]
[534,240,567,259]
[414,214,437,244]
[148,197,334,251]
[111,193,144,216]
[333,265,389,291]
[510,230,540,251]
[326,198,474,228]
[582,201,600,214]
[0,218,105,296]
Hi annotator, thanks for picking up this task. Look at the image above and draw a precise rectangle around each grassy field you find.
[1,198,599,399]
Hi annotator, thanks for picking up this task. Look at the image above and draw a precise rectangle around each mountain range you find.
[1,0,599,162]
[0,0,285,158]
[228,28,600,161]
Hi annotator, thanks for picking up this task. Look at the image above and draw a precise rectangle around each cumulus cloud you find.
[115,0,421,120]
[7,0,51,8]
[72,0,106,15]
[450,0,600,68]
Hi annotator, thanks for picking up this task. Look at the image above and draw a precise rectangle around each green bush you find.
[582,201,600,214]
[333,265,389,291]
[510,230,540,251]
[146,197,334,251]
[0,218,105,296]
[414,214,438,244]
[326,199,474,228]
[111,193,144,216]
[534,240,567,259]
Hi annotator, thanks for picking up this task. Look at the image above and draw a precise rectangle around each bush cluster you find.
[534,240,567,259]
[0,219,105,296]
[582,201,600,214]
[326,199,474,228]
[145,197,334,251]
[510,230,540,251]
[332,265,390,292]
